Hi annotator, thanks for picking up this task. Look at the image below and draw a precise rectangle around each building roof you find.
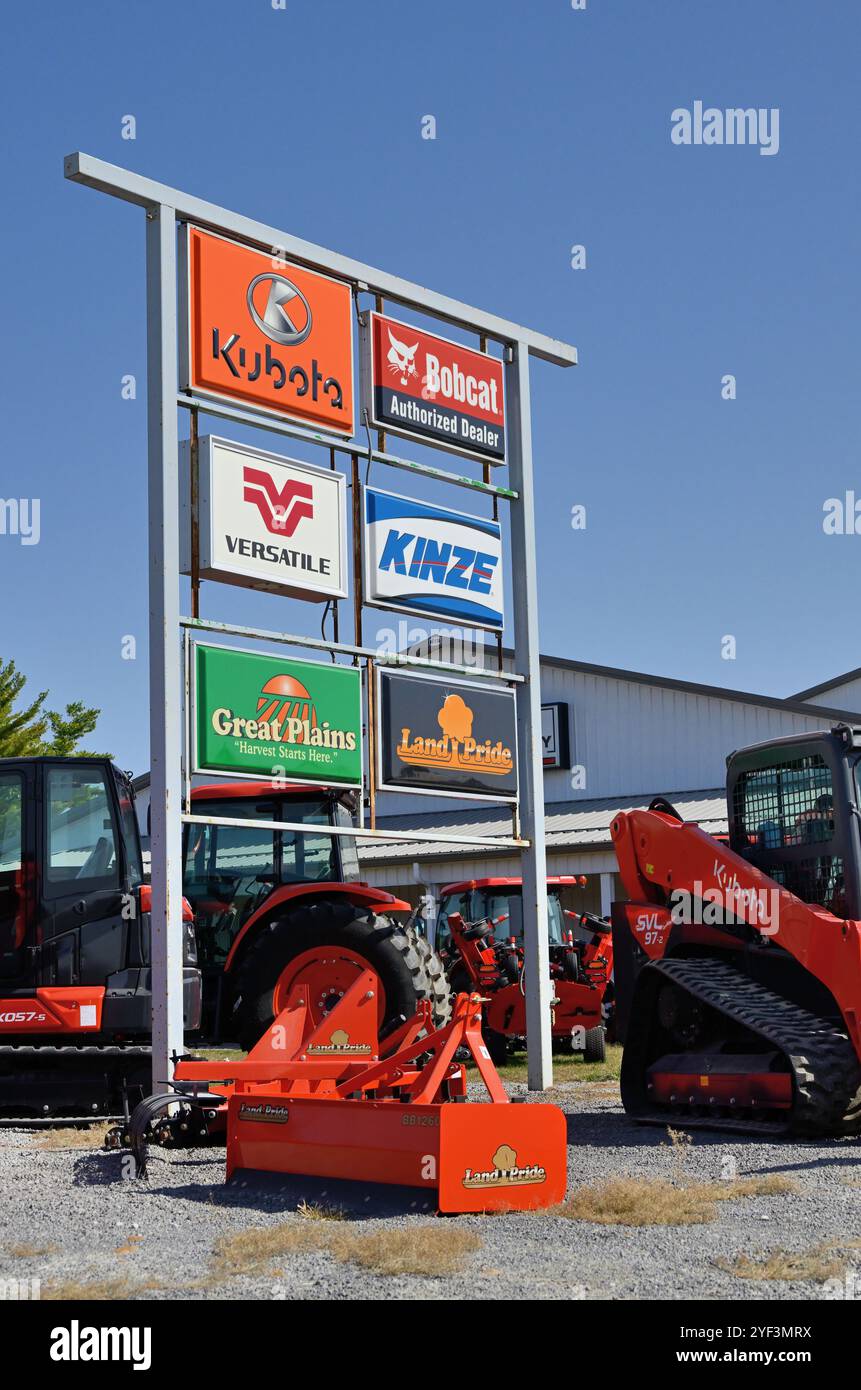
[357,789,728,865]
[791,668,861,702]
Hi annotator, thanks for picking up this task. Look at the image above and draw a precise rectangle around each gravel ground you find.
[2,1081,861,1302]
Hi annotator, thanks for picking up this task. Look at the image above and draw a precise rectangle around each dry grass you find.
[4,1242,58,1258]
[296,1199,347,1222]
[35,1122,113,1151]
[209,1219,481,1282]
[211,1224,324,1277]
[43,1277,139,1301]
[328,1226,481,1277]
[717,1245,847,1283]
[559,1173,798,1227]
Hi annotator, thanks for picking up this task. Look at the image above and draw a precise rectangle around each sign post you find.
[145,202,185,1092]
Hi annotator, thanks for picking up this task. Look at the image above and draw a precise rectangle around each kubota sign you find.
[361,311,506,462]
[193,643,362,786]
[181,226,355,435]
[180,435,348,601]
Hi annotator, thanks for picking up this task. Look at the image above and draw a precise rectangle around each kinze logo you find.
[463,1143,547,1190]
[243,465,314,537]
[378,528,498,596]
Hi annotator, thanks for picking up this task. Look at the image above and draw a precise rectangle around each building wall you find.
[373,661,849,817]
[801,678,861,710]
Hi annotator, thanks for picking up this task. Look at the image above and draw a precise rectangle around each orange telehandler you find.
[611,724,861,1136]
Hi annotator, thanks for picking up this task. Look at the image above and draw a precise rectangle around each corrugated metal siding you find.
[803,678,861,710]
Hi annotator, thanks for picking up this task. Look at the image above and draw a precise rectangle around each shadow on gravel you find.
[140,1168,440,1219]
[71,1151,124,1186]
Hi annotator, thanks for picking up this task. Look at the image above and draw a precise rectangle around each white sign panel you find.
[363,485,504,631]
[180,435,348,602]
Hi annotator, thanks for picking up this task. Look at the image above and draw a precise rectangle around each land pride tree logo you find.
[377,669,518,801]
[194,644,362,786]
[462,1143,547,1190]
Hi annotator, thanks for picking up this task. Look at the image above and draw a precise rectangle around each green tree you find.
[0,657,111,759]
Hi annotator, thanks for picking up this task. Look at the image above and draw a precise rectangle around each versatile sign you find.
[376,669,517,801]
[193,643,362,786]
[180,435,348,602]
[541,703,570,770]
[363,486,504,630]
[361,311,506,462]
[181,226,355,435]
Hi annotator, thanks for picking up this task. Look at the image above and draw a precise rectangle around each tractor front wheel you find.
[231,899,452,1052]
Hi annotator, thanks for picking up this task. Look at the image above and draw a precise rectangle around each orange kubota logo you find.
[462,1143,547,1189]
[397,693,513,775]
[243,465,314,537]
[185,227,354,434]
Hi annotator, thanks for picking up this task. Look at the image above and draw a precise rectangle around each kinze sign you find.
[376,668,517,800]
[180,435,348,601]
[194,643,362,786]
[181,226,355,435]
[361,311,506,462]
[364,485,504,630]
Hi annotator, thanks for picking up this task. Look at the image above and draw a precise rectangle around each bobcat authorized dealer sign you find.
[376,668,518,801]
[180,225,355,434]
[180,435,348,601]
[361,311,506,462]
[193,642,362,786]
[363,485,504,630]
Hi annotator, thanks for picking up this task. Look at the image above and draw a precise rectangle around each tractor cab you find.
[434,876,590,955]
[182,783,361,1022]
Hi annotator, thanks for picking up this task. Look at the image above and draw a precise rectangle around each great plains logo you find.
[397,693,513,776]
[243,465,314,536]
[211,672,357,753]
[50,1321,151,1372]
[462,1143,547,1190]
[306,1028,372,1056]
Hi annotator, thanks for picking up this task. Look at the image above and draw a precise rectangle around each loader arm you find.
[611,806,861,1061]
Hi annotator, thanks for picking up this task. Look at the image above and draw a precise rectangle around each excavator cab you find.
[0,757,201,1118]
[726,725,861,921]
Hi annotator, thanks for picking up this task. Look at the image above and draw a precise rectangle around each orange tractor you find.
[611,725,861,1136]
[434,877,613,1065]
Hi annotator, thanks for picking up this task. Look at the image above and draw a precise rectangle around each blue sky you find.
[1,0,858,774]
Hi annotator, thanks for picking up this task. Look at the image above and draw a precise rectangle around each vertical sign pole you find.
[146,202,184,1093]
[506,341,552,1090]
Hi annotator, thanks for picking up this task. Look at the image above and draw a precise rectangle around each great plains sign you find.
[363,485,504,630]
[193,643,362,786]
[180,436,348,601]
[181,226,355,435]
[361,311,506,462]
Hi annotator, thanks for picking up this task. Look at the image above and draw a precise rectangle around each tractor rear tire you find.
[484,1028,509,1068]
[231,900,452,1052]
[584,1025,606,1064]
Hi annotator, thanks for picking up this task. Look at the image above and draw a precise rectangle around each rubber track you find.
[623,956,861,1136]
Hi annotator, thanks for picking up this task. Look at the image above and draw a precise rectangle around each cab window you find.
[45,766,120,891]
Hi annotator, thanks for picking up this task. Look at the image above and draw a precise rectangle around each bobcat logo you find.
[387,327,419,386]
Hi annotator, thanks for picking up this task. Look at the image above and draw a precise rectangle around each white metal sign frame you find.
[65,150,578,1095]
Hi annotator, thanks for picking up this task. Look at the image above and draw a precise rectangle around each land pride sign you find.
[193,643,362,786]
[361,311,506,463]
